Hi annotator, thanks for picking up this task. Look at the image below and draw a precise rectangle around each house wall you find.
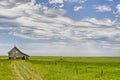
[8,51,29,60]
[8,47,29,60]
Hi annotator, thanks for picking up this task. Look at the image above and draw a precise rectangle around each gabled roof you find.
[8,46,29,56]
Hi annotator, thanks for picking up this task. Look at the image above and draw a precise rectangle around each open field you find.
[0,56,120,80]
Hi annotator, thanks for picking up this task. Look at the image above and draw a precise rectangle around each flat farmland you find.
[0,56,120,80]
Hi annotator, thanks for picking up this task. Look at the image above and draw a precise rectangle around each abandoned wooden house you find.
[8,46,29,60]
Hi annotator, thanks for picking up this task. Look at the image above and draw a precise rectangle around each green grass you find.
[0,56,120,80]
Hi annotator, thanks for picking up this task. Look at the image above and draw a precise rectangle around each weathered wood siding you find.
[8,46,29,60]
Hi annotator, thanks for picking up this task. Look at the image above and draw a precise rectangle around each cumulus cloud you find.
[49,0,64,8]
[48,0,87,9]
[95,5,111,12]
[74,6,83,11]
[49,0,64,4]
[116,4,120,14]
[0,0,119,42]
[65,0,87,3]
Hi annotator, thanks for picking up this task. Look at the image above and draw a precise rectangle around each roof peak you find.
[11,46,21,52]
[13,46,17,49]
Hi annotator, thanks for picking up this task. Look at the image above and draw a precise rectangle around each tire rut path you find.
[11,61,43,80]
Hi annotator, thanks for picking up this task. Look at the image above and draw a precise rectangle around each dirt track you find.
[11,61,43,80]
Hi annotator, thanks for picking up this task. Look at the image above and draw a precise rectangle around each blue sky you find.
[0,0,120,56]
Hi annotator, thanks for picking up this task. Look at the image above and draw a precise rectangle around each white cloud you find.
[95,5,111,12]
[49,0,64,4]
[0,0,119,42]
[116,4,120,14]
[82,18,114,26]
[49,0,64,8]
[59,4,64,8]
[74,6,83,11]
[48,0,87,9]
[64,0,87,3]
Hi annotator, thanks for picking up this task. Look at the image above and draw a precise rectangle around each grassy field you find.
[0,56,120,80]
